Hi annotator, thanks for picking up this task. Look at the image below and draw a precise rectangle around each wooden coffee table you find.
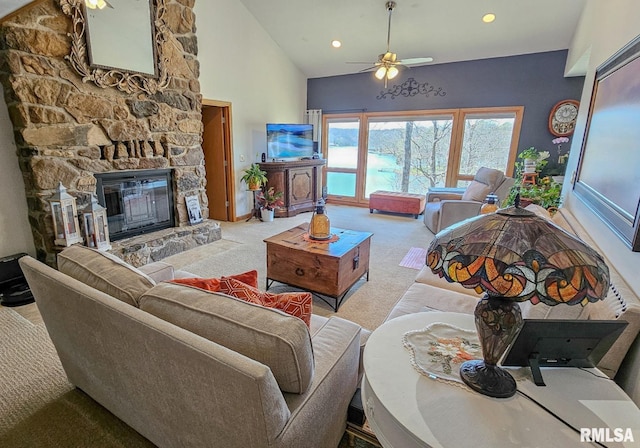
[264,224,373,311]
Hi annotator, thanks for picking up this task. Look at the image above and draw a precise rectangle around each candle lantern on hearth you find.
[81,194,111,251]
[49,182,83,247]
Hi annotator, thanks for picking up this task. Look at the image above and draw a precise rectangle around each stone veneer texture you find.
[0,0,216,265]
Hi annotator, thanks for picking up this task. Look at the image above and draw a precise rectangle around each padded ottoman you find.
[369,191,426,219]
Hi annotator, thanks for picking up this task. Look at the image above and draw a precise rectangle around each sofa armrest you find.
[278,316,361,447]
[438,200,483,229]
[138,262,198,282]
[138,262,175,282]
[426,190,464,202]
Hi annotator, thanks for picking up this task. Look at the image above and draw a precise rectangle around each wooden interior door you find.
[202,102,234,221]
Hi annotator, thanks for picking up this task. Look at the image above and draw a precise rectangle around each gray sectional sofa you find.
[20,246,362,448]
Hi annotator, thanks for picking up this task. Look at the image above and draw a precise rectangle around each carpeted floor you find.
[164,204,434,331]
[0,205,434,447]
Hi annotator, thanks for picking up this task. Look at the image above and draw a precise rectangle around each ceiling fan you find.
[348,1,433,87]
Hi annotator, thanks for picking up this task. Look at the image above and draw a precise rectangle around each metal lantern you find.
[49,182,83,247]
[81,194,111,251]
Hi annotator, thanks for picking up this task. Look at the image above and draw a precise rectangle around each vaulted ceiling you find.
[2,1,588,78]
[238,0,588,78]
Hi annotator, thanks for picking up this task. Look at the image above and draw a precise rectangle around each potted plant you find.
[241,163,268,190]
[518,147,549,174]
[256,187,284,222]
[504,177,562,213]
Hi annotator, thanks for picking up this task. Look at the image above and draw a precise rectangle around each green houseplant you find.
[241,163,268,190]
[518,147,550,173]
[504,177,562,211]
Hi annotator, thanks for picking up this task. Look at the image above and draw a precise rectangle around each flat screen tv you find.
[266,123,314,160]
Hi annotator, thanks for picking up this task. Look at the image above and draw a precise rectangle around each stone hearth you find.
[110,221,221,268]
[0,0,220,266]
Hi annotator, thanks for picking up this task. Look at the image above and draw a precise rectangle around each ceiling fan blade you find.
[346,61,378,64]
[358,66,378,73]
[397,57,434,66]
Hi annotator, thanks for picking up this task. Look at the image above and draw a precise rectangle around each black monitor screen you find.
[503,319,627,367]
[502,319,627,385]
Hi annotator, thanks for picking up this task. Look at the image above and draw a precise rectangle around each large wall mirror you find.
[574,34,640,251]
[61,0,169,94]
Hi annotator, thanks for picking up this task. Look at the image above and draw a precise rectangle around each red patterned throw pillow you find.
[219,278,312,327]
[170,270,258,292]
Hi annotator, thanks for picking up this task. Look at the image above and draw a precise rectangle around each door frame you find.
[202,99,236,221]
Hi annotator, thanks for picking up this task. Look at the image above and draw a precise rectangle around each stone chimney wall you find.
[0,0,212,265]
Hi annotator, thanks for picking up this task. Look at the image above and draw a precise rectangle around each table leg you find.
[265,278,275,291]
[246,189,261,222]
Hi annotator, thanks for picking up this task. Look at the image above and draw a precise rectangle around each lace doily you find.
[403,322,531,391]
[403,322,481,387]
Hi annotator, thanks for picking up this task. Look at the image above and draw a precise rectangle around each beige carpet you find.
[0,307,155,447]
[163,204,435,331]
[0,205,434,447]
[0,308,72,432]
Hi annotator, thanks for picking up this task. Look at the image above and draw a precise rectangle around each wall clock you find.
[549,99,579,136]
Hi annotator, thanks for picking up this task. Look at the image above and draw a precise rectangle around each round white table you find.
[362,312,640,448]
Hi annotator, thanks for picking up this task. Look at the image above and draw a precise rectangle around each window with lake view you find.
[323,107,523,205]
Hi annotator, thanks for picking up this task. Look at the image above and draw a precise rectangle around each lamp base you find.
[460,360,517,398]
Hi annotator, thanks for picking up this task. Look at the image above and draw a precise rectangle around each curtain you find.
[305,109,322,153]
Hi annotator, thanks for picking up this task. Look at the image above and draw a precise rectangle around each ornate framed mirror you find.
[61,0,169,94]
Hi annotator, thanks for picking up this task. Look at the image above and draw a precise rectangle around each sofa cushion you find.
[219,277,312,327]
[461,167,505,201]
[461,180,491,202]
[170,270,258,291]
[385,282,480,322]
[139,282,314,394]
[57,245,155,307]
[518,300,589,320]
[524,203,552,219]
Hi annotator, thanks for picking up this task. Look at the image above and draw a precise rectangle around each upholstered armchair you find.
[423,167,514,233]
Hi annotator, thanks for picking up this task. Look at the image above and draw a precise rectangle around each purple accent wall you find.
[307,50,584,161]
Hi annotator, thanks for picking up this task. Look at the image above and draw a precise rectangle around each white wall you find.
[563,0,640,402]
[193,0,307,217]
[0,101,36,257]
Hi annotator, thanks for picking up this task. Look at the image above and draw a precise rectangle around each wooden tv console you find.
[259,159,326,217]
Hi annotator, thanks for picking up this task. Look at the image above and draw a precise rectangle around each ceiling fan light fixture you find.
[375,66,387,80]
[387,66,399,79]
[85,0,98,9]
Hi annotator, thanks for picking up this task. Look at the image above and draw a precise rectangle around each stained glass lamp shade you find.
[427,205,610,398]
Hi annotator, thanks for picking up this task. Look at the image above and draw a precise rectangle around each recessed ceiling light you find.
[482,13,496,23]
[331,40,342,48]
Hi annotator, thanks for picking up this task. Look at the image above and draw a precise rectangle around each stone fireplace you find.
[0,0,221,267]
[95,169,175,241]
